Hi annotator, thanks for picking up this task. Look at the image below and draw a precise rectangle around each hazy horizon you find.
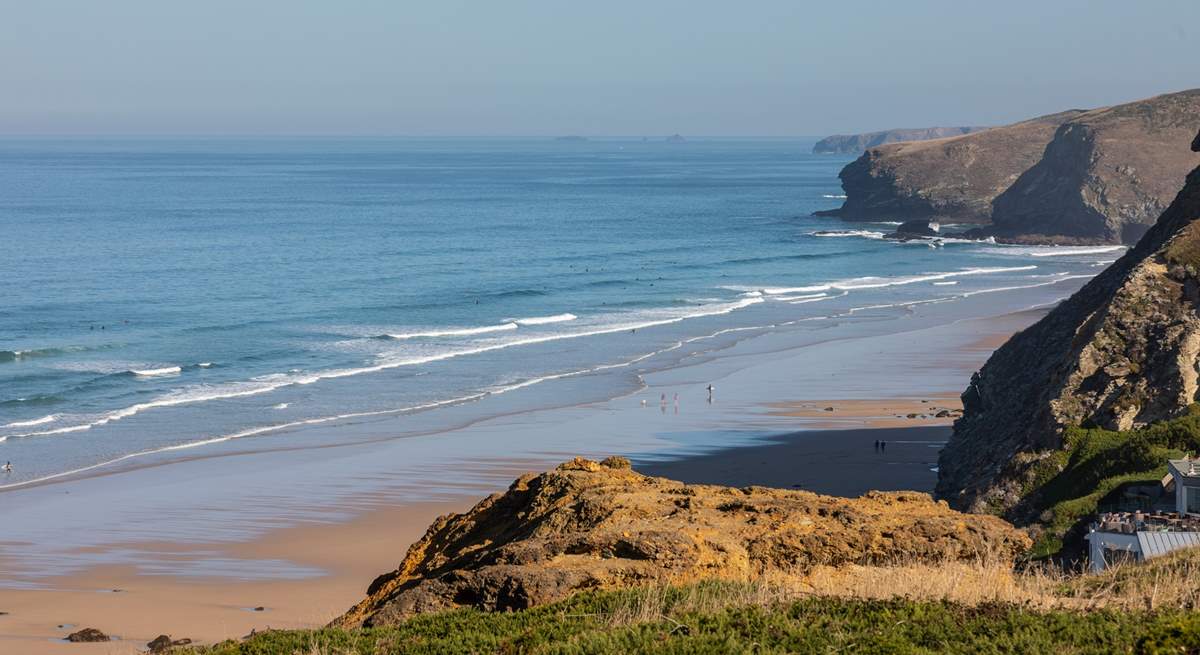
[3,1,1197,137]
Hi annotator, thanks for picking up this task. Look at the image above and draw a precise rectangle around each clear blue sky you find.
[2,0,1196,136]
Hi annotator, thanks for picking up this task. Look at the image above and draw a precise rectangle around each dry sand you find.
[0,499,474,654]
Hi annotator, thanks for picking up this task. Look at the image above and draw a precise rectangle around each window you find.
[1186,486,1200,515]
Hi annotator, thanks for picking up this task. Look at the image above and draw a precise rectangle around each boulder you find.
[66,628,109,642]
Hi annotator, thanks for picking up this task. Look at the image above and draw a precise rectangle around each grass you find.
[179,578,1200,655]
[1020,405,1200,558]
[181,550,1200,655]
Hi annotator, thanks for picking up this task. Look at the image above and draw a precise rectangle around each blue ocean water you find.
[0,138,1124,487]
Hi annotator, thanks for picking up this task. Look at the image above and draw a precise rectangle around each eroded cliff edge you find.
[936,129,1200,518]
[336,457,1030,628]
[990,89,1200,244]
[819,110,1082,223]
[821,89,1200,244]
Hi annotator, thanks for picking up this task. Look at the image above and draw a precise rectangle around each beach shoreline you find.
[0,301,1052,653]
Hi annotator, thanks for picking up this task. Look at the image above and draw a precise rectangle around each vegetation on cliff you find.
[1018,406,1200,558]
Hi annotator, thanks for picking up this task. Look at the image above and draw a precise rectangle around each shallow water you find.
[0,137,1122,487]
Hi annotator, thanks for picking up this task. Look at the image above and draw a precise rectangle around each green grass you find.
[1022,405,1200,557]
[180,581,1200,655]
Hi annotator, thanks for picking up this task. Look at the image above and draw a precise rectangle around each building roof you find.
[1136,531,1200,559]
[1168,459,1200,479]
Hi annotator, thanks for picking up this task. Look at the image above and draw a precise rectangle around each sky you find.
[1,0,1197,136]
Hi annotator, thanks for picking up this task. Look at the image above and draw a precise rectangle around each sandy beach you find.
[0,302,1054,653]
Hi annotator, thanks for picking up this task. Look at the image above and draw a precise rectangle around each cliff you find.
[990,89,1200,244]
[820,111,1082,222]
[812,126,988,155]
[937,129,1200,518]
[336,457,1030,628]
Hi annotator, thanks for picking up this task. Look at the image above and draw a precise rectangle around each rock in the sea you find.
[66,628,110,642]
[819,110,1082,223]
[938,129,1200,517]
[886,219,941,239]
[335,457,1031,627]
[812,126,988,155]
[990,89,1200,244]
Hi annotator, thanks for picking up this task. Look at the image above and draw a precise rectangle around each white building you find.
[1085,458,1200,572]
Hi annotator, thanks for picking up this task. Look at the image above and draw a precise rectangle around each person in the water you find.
[2,461,12,473]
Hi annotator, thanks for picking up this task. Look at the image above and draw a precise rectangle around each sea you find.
[0,137,1126,489]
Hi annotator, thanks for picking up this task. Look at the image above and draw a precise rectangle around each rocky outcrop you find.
[990,89,1200,244]
[812,127,988,155]
[937,130,1200,517]
[66,628,110,642]
[819,111,1083,223]
[886,220,940,239]
[336,457,1031,628]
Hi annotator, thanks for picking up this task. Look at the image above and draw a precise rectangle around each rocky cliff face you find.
[937,130,1200,517]
[990,90,1200,244]
[821,111,1082,223]
[812,126,988,155]
[336,457,1030,628]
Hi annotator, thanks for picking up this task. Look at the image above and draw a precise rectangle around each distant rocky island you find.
[812,126,988,155]
[817,89,1200,244]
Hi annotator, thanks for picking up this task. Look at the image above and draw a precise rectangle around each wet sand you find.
[0,303,1056,653]
[639,425,947,496]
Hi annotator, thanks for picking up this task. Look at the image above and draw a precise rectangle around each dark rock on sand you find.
[148,634,193,652]
[812,126,988,155]
[334,456,1029,627]
[990,89,1200,244]
[66,628,110,642]
[818,110,1083,223]
[938,129,1200,518]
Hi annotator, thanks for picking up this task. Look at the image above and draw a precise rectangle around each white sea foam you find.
[8,298,764,441]
[0,332,715,491]
[989,245,1127,258]
[752,266,1038,296]
[770,292,828,303]
[384,323,519,339]
[132,366,182,377]
[956,275,1093,297]
[932,281,958,286]
[2,414,57,428]
[197,362,213,368]
[821,194,848,199]
[810,229,886,240]
[272,403,289,410]
[511,313,578,326]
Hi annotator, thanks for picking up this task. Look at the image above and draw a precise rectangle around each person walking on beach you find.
[880,441,887,453]
[707,384,714,403]
[874,440,880,453]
